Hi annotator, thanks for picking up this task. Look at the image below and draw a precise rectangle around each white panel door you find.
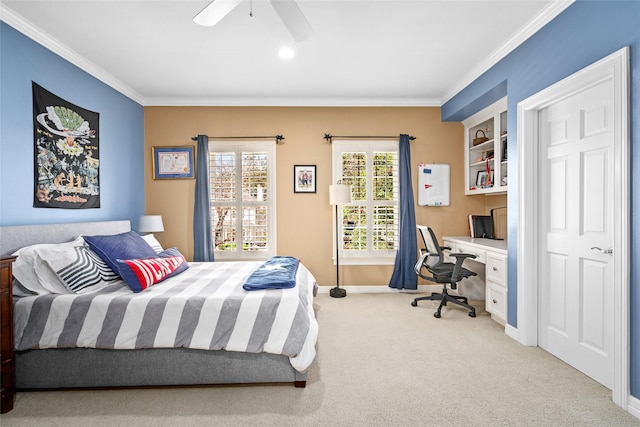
[538,78,614,388]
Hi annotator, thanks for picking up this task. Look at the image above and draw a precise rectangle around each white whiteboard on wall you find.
[418,163,450,206]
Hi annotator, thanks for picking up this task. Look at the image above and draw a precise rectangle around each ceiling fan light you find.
[279,47,295,59]
[193,0,243,27]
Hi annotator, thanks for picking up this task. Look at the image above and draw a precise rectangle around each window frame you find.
[208,140,277,261]
[332,139,399,265]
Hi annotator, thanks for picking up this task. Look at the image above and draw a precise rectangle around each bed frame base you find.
[16,347,308,389]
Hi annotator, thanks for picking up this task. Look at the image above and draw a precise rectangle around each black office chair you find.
[411,225,478,318]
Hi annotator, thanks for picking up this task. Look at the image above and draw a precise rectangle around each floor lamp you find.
[329,182,352,298]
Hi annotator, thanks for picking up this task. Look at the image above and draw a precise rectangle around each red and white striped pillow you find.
[116,247,188,293]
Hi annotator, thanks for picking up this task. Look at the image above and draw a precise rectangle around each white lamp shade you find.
[138,215,164,233]
[329,184,352,205]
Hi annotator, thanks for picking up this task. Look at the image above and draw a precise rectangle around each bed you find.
[0,220,318,389]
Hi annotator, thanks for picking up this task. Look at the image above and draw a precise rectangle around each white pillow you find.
[33,245,121,294]
[141,233,164,253]
[12,236,85,295]
[12,278,37,297]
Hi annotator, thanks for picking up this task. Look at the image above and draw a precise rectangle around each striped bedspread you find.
[14,261,319,373]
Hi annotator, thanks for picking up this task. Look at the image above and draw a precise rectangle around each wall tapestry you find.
[33,82,100,208]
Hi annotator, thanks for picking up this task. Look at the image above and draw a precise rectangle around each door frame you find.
[516,47,630,408]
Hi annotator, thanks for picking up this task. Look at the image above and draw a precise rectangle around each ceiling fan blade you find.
[269,0,313,42]
[193,0,243,27]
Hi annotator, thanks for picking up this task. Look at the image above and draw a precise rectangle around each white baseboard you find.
[628,394,640,420]
[505,323,522,343]
[316,285,438,294]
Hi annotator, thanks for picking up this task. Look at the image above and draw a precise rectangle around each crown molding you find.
[440,0,575,105]
[143,97,441,107]
[0,4,145,105]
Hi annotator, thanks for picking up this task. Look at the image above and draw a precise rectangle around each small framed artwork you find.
[152,146,195,179]
[294,165,316,193]
[476,170,492,188]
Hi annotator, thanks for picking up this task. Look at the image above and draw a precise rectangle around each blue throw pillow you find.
[84,231,158,275]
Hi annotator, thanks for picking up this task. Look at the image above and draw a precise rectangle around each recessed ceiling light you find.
[279,47,294,59]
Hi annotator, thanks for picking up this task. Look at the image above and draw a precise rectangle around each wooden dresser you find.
[0,256,16,414]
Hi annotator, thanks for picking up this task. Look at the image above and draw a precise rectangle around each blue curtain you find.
[389,134,417,289]
[193,134,214,262]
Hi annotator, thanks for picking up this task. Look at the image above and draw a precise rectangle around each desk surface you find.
[442,236,508,254]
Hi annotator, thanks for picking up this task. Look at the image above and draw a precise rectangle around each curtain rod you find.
[323,133,415,143]
[191,135,285,144]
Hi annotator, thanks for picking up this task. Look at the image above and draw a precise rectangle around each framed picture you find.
[294,165,316,193]
[476,170,493,188]
[152,146,195,179]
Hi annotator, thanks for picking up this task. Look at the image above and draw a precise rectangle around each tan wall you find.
[144,106,504,287]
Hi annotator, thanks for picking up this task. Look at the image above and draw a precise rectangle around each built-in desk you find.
[442,236,508,325]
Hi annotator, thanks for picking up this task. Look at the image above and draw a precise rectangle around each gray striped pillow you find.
[33,245,121,294]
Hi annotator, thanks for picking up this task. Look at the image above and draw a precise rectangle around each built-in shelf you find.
[463,97,507,195]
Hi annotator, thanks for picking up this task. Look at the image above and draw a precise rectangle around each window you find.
[332,140,399,264]
[209,141,276,260]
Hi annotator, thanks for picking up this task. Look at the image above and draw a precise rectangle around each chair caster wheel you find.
[469,311,476,317]
[411,300,417,307]
[434,312,441,318]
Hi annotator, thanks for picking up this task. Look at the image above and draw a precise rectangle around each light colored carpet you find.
[1,292,638,426]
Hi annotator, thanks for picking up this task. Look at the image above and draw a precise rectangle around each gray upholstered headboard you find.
[0,220,131,257]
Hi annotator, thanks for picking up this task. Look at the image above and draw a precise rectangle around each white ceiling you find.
[0,0,572,106]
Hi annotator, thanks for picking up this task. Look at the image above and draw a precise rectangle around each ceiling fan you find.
[193,0,313,42]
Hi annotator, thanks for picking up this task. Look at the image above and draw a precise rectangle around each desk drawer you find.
[454,243,486,264]
[486,252,507,285]
[486,282,507,324]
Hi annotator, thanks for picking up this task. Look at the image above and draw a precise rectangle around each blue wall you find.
[442,0,639,398]
[0,22,144,226]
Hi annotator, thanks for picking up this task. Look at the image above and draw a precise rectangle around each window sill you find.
[214,253,272,262]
